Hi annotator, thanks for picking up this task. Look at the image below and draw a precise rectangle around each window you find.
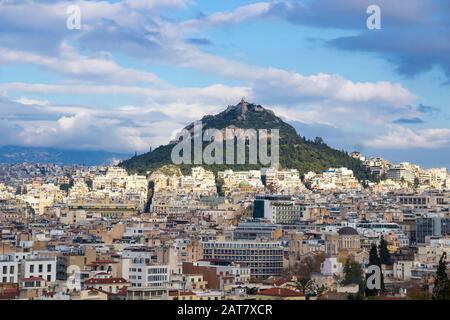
[38,264,43,273]
[30,265,34,273]
[2,266,6,274]
[47,264,52,272]
[9,266,14,273]
[47,275,51,281]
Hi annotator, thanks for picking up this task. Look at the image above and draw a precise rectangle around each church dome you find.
[338,226,358,236]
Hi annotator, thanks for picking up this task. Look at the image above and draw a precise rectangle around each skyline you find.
[0,0,449,168]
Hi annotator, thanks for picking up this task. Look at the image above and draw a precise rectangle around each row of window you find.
[29,264,52,273]
[203,249,283,255]
[148,275,167,282]
[1,266,15,274]
[1,276,15,283]
[203,243,281,249]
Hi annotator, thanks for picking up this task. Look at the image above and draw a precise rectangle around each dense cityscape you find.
[0,152,449,300]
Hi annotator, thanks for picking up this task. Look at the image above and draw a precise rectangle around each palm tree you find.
[296,278,315,299]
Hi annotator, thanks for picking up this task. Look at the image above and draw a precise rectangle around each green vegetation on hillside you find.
[120,102,374,181]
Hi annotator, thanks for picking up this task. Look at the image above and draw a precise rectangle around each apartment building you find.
[253,195,304,224]
[201,240,283,280]
[387,163,415,183]
[0,258,19,283]
[416,217,450,243]
[0,254,56,283]
[233,221,282,240]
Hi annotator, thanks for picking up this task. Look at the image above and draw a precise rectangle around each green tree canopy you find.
[432,252,450,300]
[379,235,392,265]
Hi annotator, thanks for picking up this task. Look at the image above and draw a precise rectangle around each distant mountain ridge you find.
[0,145,131,166]
[120,100,374,181]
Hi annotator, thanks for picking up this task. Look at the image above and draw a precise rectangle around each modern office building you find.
[201,240,284,280]
[233,221,282,240]
[387,163,415,183]
[416,216,450,243]
[253,195,304,224]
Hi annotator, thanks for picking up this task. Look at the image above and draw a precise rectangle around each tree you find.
[413,177,420,189]
[432,252,450,300]
[296,278,316,300]
[342,258,365,294]
[293,253,325,279]
[379,235,392,265]
[343,258,363,285]
[369,243,380,266]
[347,291,364,300]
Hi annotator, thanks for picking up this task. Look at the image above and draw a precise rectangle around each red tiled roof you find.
[169,290,195,297]
[258,287,304,298]
[88,260,117,266]
[84,277,128,285]
[273,278,288,286]
[20,276,45,282]
[0,288,20,300]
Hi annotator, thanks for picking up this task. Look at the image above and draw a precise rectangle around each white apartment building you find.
[0,258,19,283]
[123,258,170,288]
[262,168,304,192]
[22,257,57,282]
[387,163,415,183]
[121,247,172,288]
[0,253,56,283]
[305,168,361,191]
[253,195,304,224]
[201,240,284,280]
[320,257,343,277]
[217,169,263,192]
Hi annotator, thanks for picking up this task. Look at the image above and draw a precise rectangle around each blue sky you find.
[0,0,449,168]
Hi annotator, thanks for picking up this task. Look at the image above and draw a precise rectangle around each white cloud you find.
[0,44,166,86]
[15,97,50,106]
[181,2,271,30]
[368,125,450,149]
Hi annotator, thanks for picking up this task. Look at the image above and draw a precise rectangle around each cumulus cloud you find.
[368,125,450,149]
[0,0,417,110]
[0,44,166,86]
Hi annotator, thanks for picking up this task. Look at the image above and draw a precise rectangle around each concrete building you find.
[416,216,450,243]
[253,195,304,224]
[201,240,283,280]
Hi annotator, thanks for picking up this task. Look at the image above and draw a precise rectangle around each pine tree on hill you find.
[379,235,392,265]
[432,252,450,300]
[343,257,365,293]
